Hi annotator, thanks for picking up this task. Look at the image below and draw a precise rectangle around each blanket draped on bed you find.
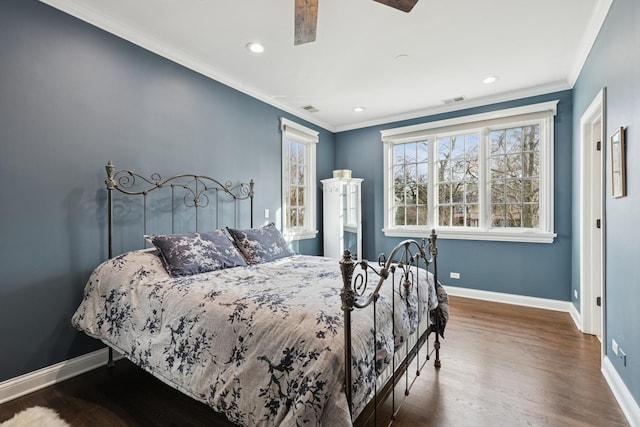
[72,250,442,427]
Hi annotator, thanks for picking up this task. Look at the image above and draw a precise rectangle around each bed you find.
[71,162,449,426]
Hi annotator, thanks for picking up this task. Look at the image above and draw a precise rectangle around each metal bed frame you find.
[104,161,254,367]
[341,231,442,426]
[101,162,443,426]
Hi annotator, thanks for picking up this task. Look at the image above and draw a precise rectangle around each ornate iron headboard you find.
[105,161,255,259]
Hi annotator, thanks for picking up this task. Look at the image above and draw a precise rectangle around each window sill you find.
[382,227,556,244]
[283,229,318,241]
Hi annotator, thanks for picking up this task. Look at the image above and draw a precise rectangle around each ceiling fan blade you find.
[294,0,319,45]
[373,0,419,13]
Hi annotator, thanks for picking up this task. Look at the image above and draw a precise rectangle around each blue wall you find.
[573,0,639,406]
[2,1,637,416]
[335,91,574,301]
[0,0,333,382]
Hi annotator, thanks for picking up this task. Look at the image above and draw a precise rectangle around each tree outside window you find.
[382,101,556,243]
[281,118,318,241]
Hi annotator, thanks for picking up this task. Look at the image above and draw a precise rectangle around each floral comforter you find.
[72,250,446,426]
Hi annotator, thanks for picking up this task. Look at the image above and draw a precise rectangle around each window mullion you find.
[383,142,390,230]
[429,136,437,229]
[304,145,310,229]
[479,128,489,229]
[541,116,554,232]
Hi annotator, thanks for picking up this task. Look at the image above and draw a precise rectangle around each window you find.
[392,141,429,227]
[489,125,540,229]
[281,118,318,240]
[436,132,479,228]
[382,101,557,243]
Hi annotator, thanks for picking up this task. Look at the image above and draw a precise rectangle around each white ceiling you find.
[40,0,611,132]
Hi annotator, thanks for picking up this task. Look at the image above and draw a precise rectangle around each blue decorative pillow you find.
[147,230,247,276]
[226,223,295,264]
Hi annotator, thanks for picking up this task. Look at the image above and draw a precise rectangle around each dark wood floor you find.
[0,296,629,426]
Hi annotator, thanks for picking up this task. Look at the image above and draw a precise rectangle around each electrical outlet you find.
[450,272,460,279]
[574,289,578,299]
[612,339,619,356]
[264,208,270,219]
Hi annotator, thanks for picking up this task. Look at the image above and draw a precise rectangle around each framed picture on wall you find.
[610,127,627,198]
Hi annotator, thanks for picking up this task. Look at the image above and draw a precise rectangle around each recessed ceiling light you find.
[483,75,499,84]
[353,107,365,112]
[246,42,264,53]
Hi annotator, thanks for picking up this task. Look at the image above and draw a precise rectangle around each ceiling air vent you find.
[442,96,466,105]
[302,105,319,113]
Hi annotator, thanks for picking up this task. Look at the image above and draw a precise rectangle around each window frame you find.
[281,117,319,241]
[382,101,558,243]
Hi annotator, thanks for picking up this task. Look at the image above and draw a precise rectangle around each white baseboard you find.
[602,356,640,427]
[443,285,584,331]
[568,302,582,331]
[443,285,575,313]
[0,348,113,405]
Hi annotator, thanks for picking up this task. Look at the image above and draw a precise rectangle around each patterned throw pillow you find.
[226,223,295,264]
[147,230,247,276]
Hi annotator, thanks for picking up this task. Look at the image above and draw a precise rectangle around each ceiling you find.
[40,0,611,132]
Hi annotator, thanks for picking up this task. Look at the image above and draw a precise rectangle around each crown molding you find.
[38,0,609,135]
[335,80,572,133]
[567,0,614,86]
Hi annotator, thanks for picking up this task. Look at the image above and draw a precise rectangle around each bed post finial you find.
[105,161,116,189]
[340,250,356,312]
[249,179,255,198]
[430,228,438,278]
[430,228,438,255]
[106,161,116,263]
[340,249,355,413]
[249,179,255,227]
